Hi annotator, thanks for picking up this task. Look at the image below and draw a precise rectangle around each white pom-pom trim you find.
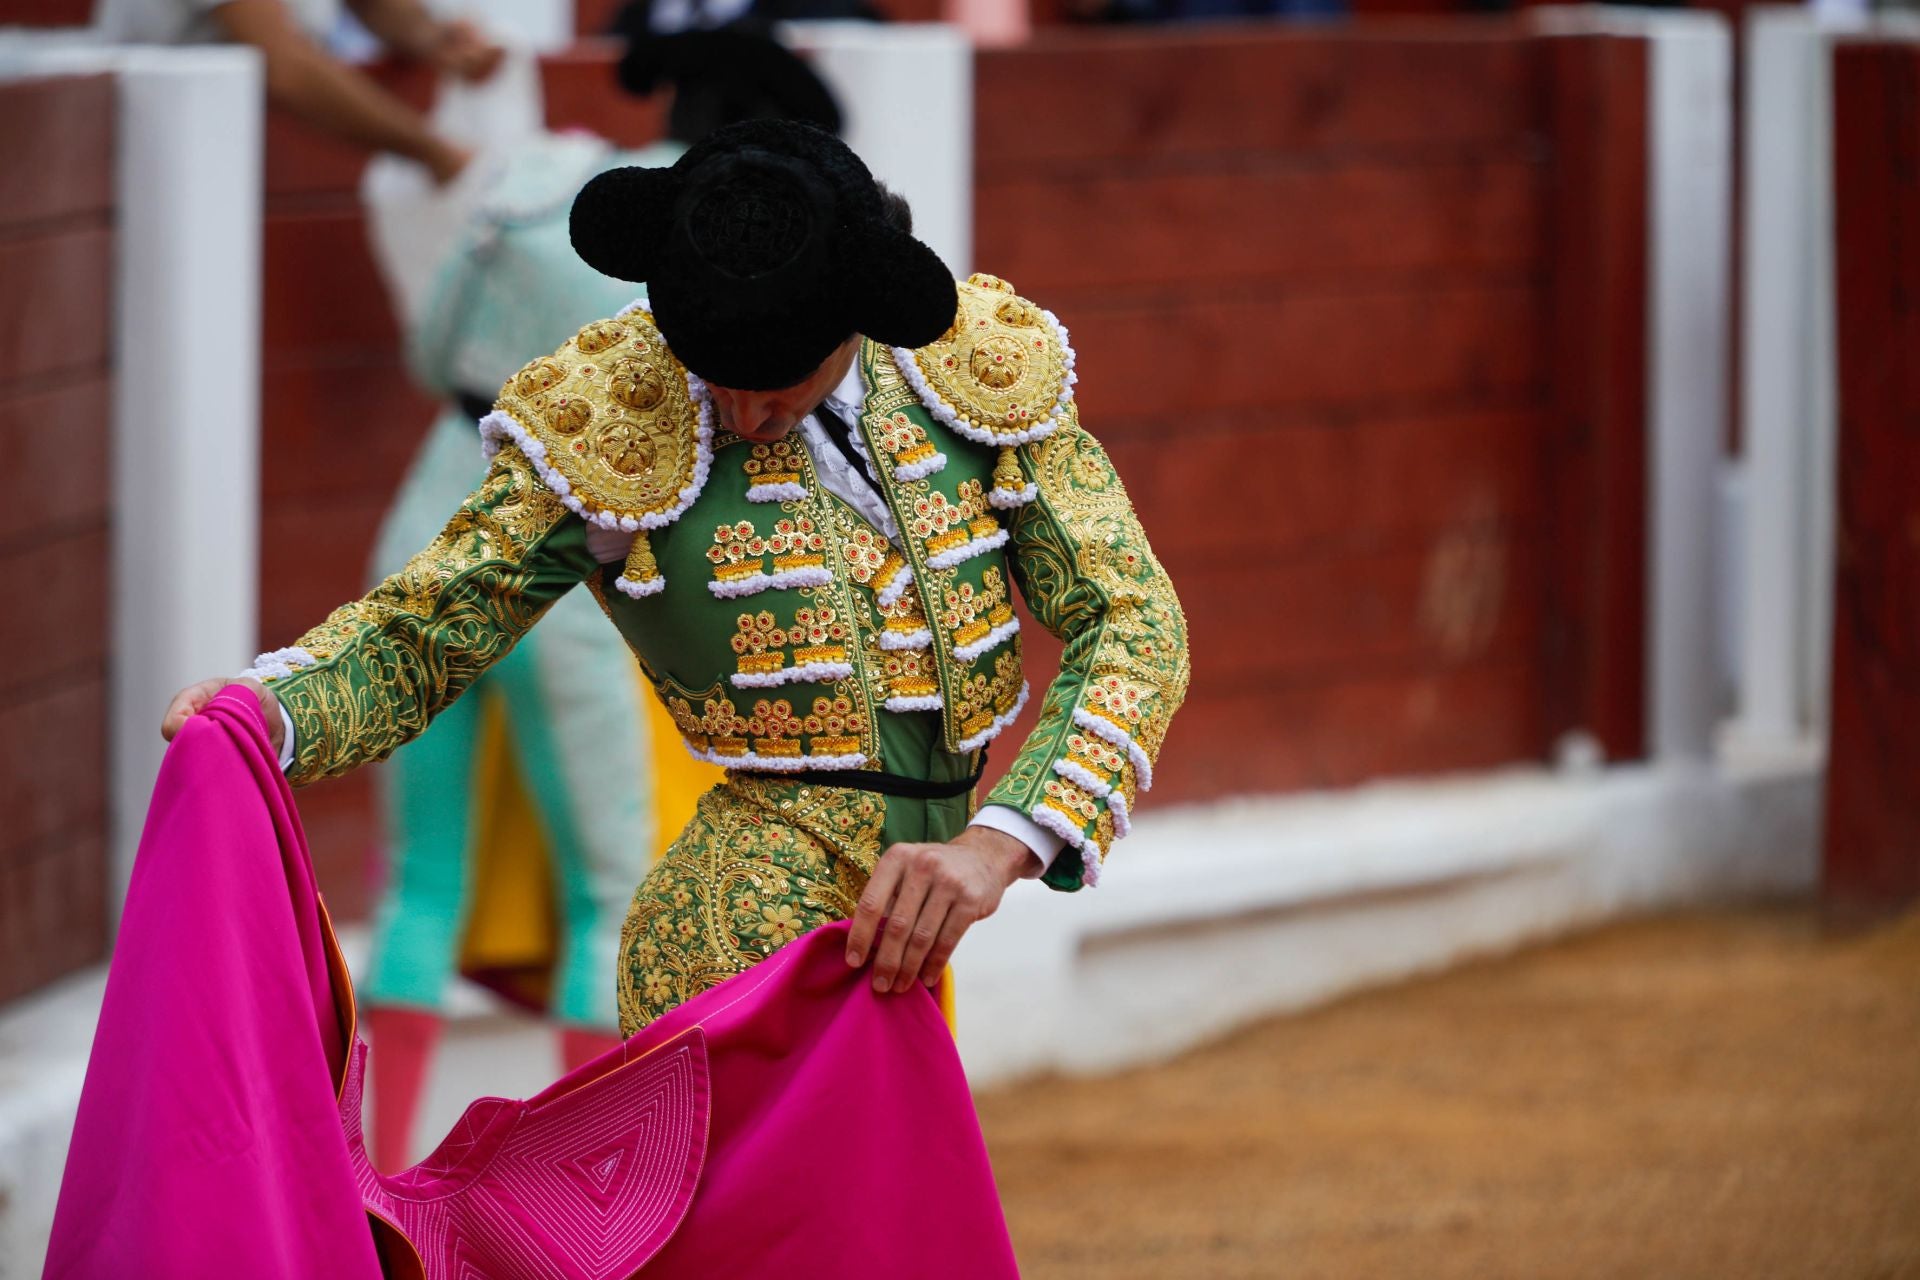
[728,659,855,690]
[614,574,665,599]
[988,482,1038,510]
[747,482,808,503]
[1053,757,1113,797]
[477,369,713,536]
[953,616,1020,663]
[883,694,945,713]
[955,680,1028,754]
[1072,706,1154,793]
[893,452,948,483]
[875,564,914,610]
[1050,758,1134,841]
[242,646,317,681]
[615,296,650,319]
[681,742,869,772]
[890,307,1077,449]
[878,627,932,651]
[1029,804,1102,887]
[926,527,1009,571]
[707,565,834,599]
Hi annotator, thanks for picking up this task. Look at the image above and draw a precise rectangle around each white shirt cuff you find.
[275,699,297,773]
[969,805,1064,877]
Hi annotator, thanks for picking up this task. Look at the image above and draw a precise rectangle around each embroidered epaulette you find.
[891,273,1077,510]
[481,302,713,598]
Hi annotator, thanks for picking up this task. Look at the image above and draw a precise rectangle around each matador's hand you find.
[161,676,285,756]
[845,826,1037,993]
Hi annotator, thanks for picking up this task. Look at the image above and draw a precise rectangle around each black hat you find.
[611,2,848,140]
[569,120,957,390]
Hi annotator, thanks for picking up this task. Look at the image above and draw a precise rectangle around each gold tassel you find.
[620,530,664,596]
[991,445,1033,507]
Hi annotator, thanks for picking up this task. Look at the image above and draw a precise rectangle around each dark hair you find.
[875,181,913,234]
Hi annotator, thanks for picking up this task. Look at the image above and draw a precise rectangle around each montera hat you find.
[568,119,957,390]
[611,4,845,138]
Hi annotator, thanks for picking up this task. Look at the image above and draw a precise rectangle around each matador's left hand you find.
[846,827,1037,993]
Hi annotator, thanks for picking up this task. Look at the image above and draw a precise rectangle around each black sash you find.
[737,752,987,800]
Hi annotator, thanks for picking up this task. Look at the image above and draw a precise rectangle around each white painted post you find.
[1645,14,1733,761]
[1527,8,1735,763]
[107,49,265,917]
[781,22,973,277]
[1726,7,1857,767]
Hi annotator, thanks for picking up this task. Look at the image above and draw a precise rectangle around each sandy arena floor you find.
[975,904,1920,1280]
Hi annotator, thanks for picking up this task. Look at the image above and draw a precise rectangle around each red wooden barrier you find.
[975,23,1649,803]
[1825,40,1920,914]
[0,75,115,1001]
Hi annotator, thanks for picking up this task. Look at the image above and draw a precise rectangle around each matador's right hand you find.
[162,676,285,755]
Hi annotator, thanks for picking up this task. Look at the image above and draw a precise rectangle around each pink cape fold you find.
[44,687,379,1279]
[611,916,1021,1279]
[46,687,1021,1279]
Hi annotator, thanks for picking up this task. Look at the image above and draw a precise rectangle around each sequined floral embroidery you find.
[743,439,809,503]
[870,410,947,482]
[728,604,854,689]
[706,514,831,599]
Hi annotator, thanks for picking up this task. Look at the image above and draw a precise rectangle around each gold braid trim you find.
[484,309,712,596]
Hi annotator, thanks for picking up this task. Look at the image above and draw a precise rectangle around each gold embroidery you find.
[742,438,807,497]
[949,650,1024,741]
[273,446,574,783]
[903,273,1074,442]
[981,400,1191,870]
[495,313,706,525]
[709,519,767,579]
[731,610,787,676]
[617,777,879,1033]
[1063,730,1128,788]
[872,410,940,473]
[707,515,828,593]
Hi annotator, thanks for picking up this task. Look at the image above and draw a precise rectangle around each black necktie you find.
[811,400,880,496]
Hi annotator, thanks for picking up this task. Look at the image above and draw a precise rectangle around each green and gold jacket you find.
[257,274,1189,889]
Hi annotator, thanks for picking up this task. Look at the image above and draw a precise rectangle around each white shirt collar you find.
[822,352,865,414]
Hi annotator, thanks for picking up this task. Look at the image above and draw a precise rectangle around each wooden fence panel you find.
[0,74,115,1000]
[1824,40,1920,914]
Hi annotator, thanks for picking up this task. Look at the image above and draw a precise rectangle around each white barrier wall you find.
[0,41,264,921]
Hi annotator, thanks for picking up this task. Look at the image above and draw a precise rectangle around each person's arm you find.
[980,400,1191,888]
[163,443,596,783]
[343,0,503,79]
[212,0,469,182]
[844,400,1190,992]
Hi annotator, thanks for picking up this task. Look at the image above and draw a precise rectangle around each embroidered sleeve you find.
[248,445,596,785]
[981,401,1191,890]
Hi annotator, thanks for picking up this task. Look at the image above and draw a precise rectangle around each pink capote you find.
[45,687,379,1279]
[47,687,1021,1279]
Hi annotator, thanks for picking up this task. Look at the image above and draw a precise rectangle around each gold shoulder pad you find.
[892,273,1077,449]
[484,304,712,535]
